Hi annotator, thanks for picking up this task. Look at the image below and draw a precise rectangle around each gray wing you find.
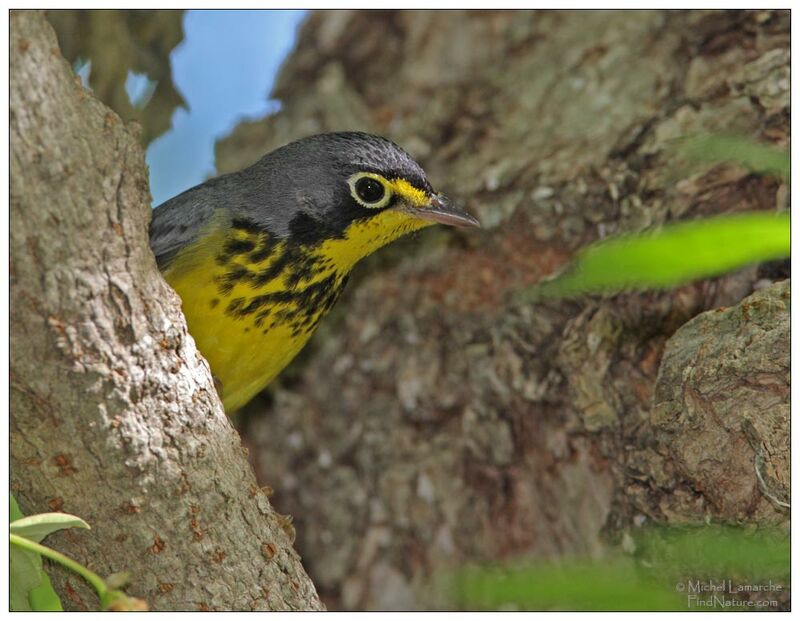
[149,177,231,269]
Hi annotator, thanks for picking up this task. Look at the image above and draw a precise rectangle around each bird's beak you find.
[407,194,481,228]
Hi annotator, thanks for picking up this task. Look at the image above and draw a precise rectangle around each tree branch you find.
[10,10,322,611]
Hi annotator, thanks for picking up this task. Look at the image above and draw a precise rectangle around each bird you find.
[150,131,480,412]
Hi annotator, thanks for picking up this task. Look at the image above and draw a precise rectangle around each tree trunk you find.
[215,9,790,609]
[10,10,322,611]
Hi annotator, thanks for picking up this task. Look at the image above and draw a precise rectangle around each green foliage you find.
[454,559,681,611]
[10,494,146,611]
[522,135,789,300]
[679,134,789,180]
[11,512,90,543]
[637,525,789,580]
[450,526,788,611]
[9,496,63,611]
[10,494,23,521]
[529,211,789,299]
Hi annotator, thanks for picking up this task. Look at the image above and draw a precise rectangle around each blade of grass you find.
[636,525,789,578]
[449,526,788,611]
[526,211,788,300]
[679,134,789,179]
[452,560,683,611]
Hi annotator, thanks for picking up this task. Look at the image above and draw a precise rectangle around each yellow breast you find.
[162,209,431,412]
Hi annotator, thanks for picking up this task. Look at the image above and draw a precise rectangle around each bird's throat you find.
[162,211,427,412]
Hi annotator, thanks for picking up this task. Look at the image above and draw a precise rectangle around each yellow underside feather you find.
[163,208,431,412]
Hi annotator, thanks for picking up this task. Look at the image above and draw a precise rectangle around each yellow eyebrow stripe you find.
[389,178,429,208]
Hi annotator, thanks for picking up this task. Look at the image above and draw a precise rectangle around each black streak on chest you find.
[213,216,351,337]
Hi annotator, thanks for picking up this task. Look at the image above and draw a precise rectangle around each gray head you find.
[234,132,478,237]
[151,132,478,267]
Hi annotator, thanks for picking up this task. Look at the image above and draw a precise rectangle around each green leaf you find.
[679,134,789,180]
[10,494,24,521]
[28,573,64,612]
[8,496,141,611]
[11,512,90,543]
[529,211,789,300]
[9,496,64,611]
[10,543,43,611]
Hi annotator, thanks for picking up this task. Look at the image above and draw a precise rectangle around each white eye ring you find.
[348,173,393,209]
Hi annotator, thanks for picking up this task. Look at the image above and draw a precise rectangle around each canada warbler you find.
[150,132,480,412]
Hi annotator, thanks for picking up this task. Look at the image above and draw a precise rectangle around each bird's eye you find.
[349,173,392,209]
[355,177,385,203]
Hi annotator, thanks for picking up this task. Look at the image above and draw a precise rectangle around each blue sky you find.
[145,10,307,205]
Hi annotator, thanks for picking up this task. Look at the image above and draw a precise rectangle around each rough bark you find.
[652,280,790,519]
[215,10,790,609]
[10,10,322,611]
